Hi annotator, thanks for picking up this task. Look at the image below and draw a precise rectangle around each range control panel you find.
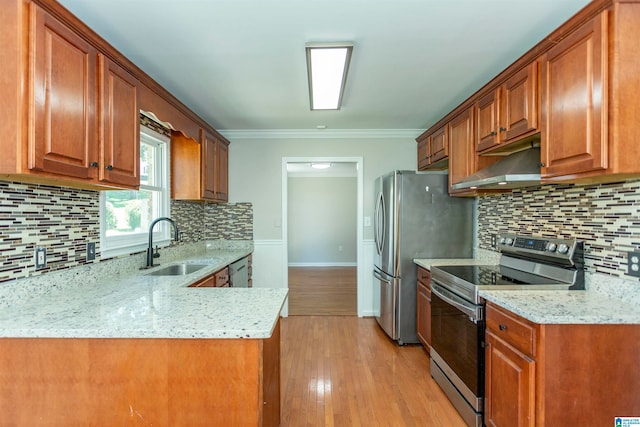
[496,233,582,266]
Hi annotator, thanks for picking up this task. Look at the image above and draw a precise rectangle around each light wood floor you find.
[280,316,466,427]
[288,267,357,316]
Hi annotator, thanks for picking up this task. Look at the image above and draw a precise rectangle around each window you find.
[100,125,170,258]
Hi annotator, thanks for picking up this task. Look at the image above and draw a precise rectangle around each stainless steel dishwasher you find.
[228,257,249,287]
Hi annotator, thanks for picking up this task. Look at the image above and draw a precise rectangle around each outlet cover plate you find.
[35,247,46,269]
[627,252,640,277]
[87,242,96,261]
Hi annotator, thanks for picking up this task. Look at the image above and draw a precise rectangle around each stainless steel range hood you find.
[451,146,541,190]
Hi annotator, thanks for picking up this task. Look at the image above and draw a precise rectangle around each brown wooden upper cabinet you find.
[476,62,539,153]
[418,0,640,188]
[204,130,229,202]
[1,3,140,190]
[171,129,229,203]
[98,54,140,188]
[417,126,448,170]
[448,107,476,195]
[541,4,640,183]
[540,11,607,180]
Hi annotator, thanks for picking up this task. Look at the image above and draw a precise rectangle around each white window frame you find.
[100,125,171,259]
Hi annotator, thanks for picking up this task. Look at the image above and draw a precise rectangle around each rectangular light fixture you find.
[306,42,353,110]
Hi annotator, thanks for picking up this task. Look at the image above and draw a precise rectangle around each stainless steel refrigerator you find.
[373,171,473,344]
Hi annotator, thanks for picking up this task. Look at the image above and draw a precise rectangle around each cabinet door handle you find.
[499,127,506,132]
[90,162,99,168]
[538,162,546,167]
[490,131,497,136]
[499,324,508,331]
[105,165,114,170]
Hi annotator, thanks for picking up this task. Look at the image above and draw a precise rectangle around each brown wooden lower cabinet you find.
[0,320,281,426]
[188,267,230,288]
[485,301,640,426]
[416,266,431,353]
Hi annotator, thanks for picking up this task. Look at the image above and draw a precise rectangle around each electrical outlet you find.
[35,247,47,269]
[627,252,640,277]
[87,242,96,261]
[491,234,497,248]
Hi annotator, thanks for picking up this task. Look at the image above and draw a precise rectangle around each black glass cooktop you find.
[434,264,565,287]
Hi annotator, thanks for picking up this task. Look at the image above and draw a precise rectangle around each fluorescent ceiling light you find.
[311,163,332,169]
[306,42,353,110]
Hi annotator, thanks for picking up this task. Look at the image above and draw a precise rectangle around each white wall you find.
[227,136,416,316]
[288,176,357,265]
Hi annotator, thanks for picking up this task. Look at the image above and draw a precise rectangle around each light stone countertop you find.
[414,256,640,324]
[479,290,640,324]
[0,248,288,339]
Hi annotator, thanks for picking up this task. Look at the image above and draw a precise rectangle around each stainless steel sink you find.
[145,263,209,276]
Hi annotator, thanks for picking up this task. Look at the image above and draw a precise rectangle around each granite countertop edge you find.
[0,248,288,339]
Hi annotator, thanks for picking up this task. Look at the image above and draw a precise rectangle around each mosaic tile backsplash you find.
[478,180,640,279]
[0,181,253,283]
[0,181,100,282]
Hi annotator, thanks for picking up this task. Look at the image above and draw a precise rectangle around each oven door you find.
[430,281,484,416]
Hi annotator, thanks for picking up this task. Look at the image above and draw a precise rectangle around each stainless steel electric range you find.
[429,233,584,427]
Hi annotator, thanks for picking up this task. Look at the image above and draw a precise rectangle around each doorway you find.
[282,157,364,316]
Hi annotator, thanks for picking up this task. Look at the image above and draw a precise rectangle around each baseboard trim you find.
[288,262,357,267]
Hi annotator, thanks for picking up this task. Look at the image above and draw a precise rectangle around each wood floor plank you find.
[281,316,466,426]
[288,267,357,316]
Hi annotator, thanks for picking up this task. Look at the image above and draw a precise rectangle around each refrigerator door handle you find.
[373,268,392,283]
[374,191,385,255]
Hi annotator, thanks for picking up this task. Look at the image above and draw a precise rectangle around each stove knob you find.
[557,243,569,254]
[547,243,557,252]
[499,237,506,245]
[505,238,514,245]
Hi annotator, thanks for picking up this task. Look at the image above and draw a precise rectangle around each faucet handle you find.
[153,245,161,258]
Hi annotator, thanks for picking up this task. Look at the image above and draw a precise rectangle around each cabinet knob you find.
[105,165,114,170]
[538,162,546,168]
[499,324,508,331]
[490,131,497,136]
[499,127,506,132]
[90,162,99,168]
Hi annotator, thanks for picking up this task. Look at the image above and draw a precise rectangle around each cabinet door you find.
[201,131,217,200]
[448,107,475,192]
[417,138,429,170]
[500,62,538,143]
[30,5,97,179]
[214,140,229,202]
[416,281,431,351]
[475,89,500,152]
[540,12,608,178]
[429,126,448,164]
[99,54,139,188]
[485,330,535,427]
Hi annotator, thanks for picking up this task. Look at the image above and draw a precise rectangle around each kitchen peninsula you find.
[0,245,287,426]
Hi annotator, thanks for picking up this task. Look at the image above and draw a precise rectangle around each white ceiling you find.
[58,0,591,136]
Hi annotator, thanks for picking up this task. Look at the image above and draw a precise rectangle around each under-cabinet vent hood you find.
[451,146,541,190]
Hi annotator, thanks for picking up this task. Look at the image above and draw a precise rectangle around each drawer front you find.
[189,274,216,288]
[486,302,536,357]
[417,266,431,284]
[215,267,229,287]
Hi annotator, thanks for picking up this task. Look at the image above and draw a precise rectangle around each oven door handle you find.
[431,282,483,321]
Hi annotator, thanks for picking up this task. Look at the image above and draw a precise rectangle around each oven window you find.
[431,292,484,397]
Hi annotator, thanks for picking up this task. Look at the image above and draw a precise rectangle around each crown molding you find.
[218,129,423,140]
